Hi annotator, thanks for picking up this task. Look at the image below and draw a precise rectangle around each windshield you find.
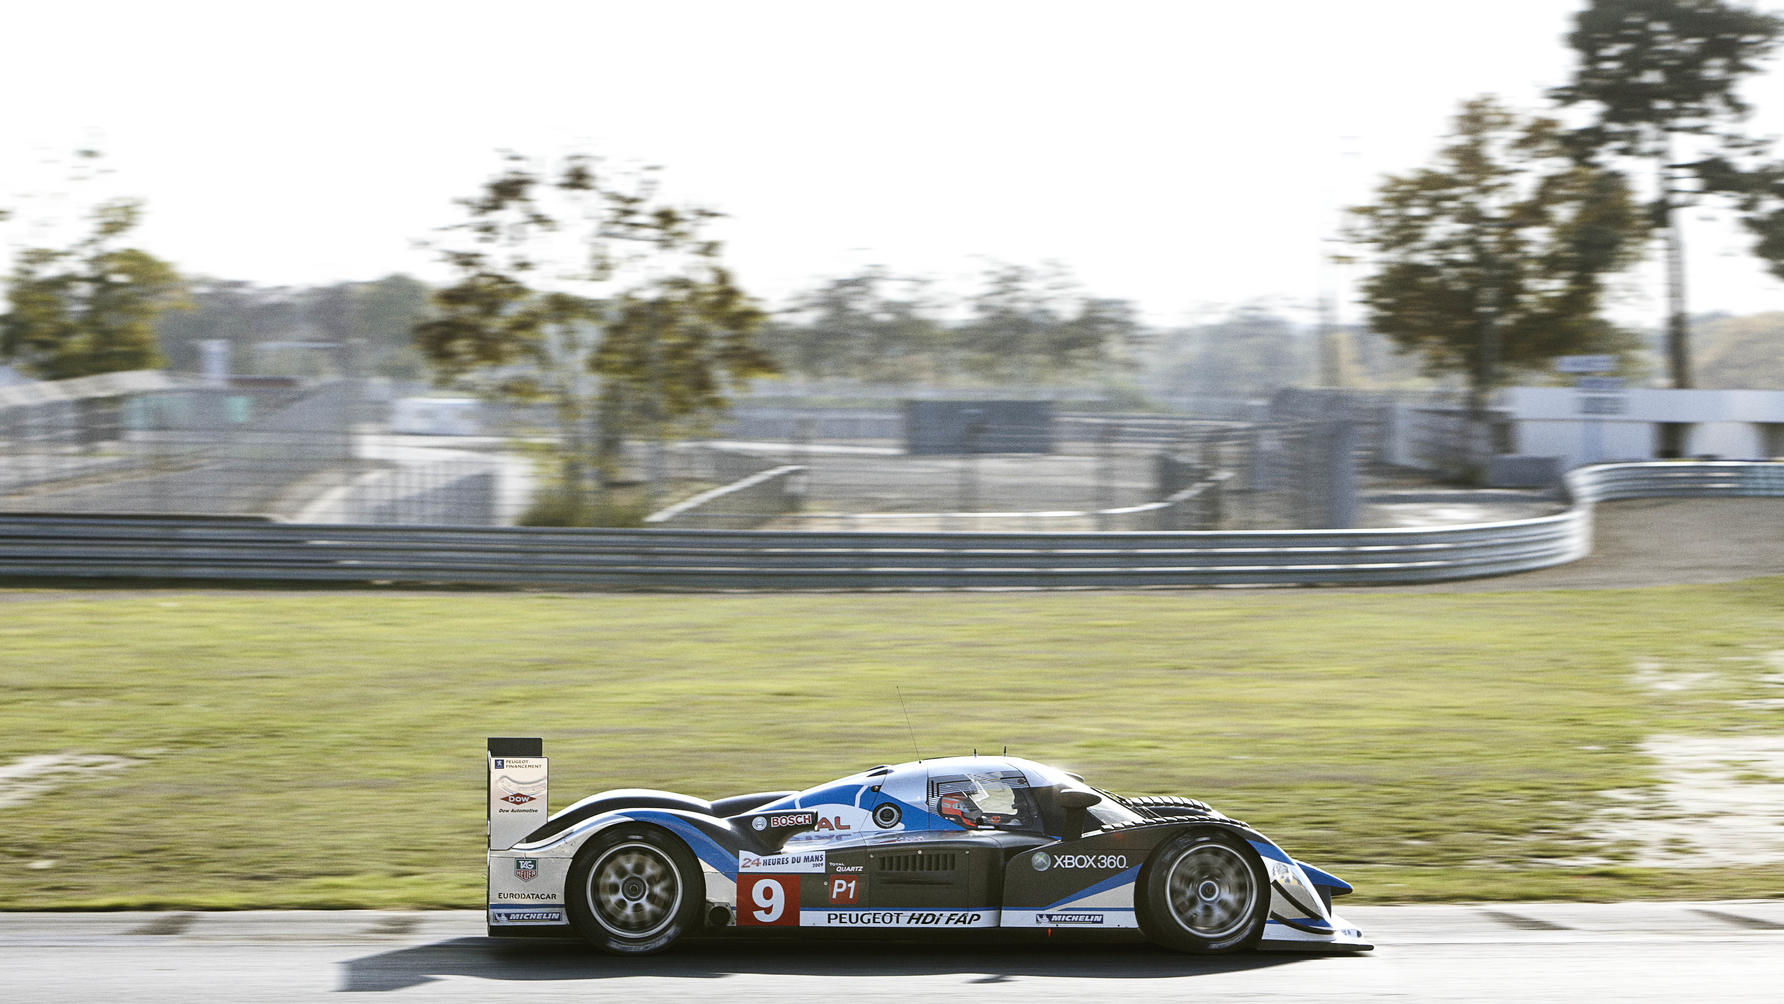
[965,773,1018,815]
[933,771,1037,830]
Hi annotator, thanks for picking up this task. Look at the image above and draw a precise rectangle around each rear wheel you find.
[566,827,701,954]
[1139,829,1267,953]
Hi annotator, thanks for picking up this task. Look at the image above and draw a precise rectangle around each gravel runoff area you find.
[1398,497,1784,592]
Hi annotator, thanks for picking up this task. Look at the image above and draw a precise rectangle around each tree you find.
[413,153,773,519]
[956,262,1142,383]
[2,157,186,379]
[1157,306,1314,401]
[1698,154,1784,284]
[156,275,436,380]
[294,275,434,380]
[759,267,946,381]
[349,274,434,380]
[1550,0,1784,388]
[1345,97,1649,419]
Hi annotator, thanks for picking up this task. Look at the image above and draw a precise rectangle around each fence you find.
[0,462,1775,590]
[1,378,359,518]
[2,376,1255,528]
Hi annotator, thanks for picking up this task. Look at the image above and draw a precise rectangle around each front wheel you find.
[1139,829,1268,953]
[566,827,702,954]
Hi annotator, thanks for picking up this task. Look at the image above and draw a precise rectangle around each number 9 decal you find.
[752,878,784,922]
[739,874,800,926]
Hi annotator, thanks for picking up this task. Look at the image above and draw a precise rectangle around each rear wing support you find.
[487,737,547,851]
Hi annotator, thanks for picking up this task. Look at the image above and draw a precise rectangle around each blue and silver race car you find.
[484,738,1371,955]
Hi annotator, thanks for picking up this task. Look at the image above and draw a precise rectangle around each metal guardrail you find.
[0,462,1777,590]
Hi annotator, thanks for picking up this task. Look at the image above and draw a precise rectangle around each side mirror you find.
[1057,786,1102,811]
[1057,785,1103,837]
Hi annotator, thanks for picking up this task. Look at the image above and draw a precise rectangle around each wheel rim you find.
[586,842,682,939]
[1164,842,1257,940]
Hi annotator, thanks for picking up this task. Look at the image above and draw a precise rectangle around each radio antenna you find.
[896,687,921,760]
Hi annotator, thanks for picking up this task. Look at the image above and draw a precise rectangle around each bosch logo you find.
[1030,851,1050,871]
[1050,853,1128,870]
[768,812,815,828]
[752,817,768,831]
[872,803,902,829]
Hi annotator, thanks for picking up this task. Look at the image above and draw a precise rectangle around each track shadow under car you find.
[337,933,1326,993]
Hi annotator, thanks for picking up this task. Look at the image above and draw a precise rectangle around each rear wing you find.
[487,737,547,851]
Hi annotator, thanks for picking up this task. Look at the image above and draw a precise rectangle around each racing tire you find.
[1138,828,1268,954]
[566,827,702,955]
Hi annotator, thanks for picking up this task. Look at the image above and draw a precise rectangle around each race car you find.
[485,738,1371,955]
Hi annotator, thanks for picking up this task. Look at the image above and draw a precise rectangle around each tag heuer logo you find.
[1030,851,1051,871]
[500,792,536,805]
[515,858,538,882]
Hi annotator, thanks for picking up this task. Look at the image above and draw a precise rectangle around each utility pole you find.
[1660,153,1693,390]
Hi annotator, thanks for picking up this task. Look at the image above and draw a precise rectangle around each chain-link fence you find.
[1,374,1369,531]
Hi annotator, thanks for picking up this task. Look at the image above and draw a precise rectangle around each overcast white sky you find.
[4,0,1782,328]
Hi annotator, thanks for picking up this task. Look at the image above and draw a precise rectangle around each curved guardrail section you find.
[0,462,1778,590]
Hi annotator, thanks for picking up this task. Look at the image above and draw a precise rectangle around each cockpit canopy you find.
[760,755,1141,839]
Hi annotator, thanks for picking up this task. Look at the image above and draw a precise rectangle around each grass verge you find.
[3,578,1782,908]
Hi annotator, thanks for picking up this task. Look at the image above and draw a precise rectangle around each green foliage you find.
[297,273,435,380]
[758,268,948,381]
[1551,0,1782,156]
[414,153,773,508]
[153,279,299,369]
[1346,97,1649,411]
[1551,0,1784,387]
[762,262,1145,386]
[517,484,653,527]
[956,262,1141,382]
[1,195,186,379]
[154,275,434,379]
[1698,155,1784,283]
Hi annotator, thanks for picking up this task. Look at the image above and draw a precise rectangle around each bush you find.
[518,485,653,528]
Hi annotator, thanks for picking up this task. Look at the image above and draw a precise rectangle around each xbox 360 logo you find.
[1030,851,1051,871]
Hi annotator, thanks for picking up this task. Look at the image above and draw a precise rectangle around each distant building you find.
[392,397,482,436]
[1500,387,1784,468]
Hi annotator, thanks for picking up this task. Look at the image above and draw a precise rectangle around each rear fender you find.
[498,807,745,925]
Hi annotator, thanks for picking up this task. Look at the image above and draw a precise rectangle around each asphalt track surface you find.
[4,901,1781,1002]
